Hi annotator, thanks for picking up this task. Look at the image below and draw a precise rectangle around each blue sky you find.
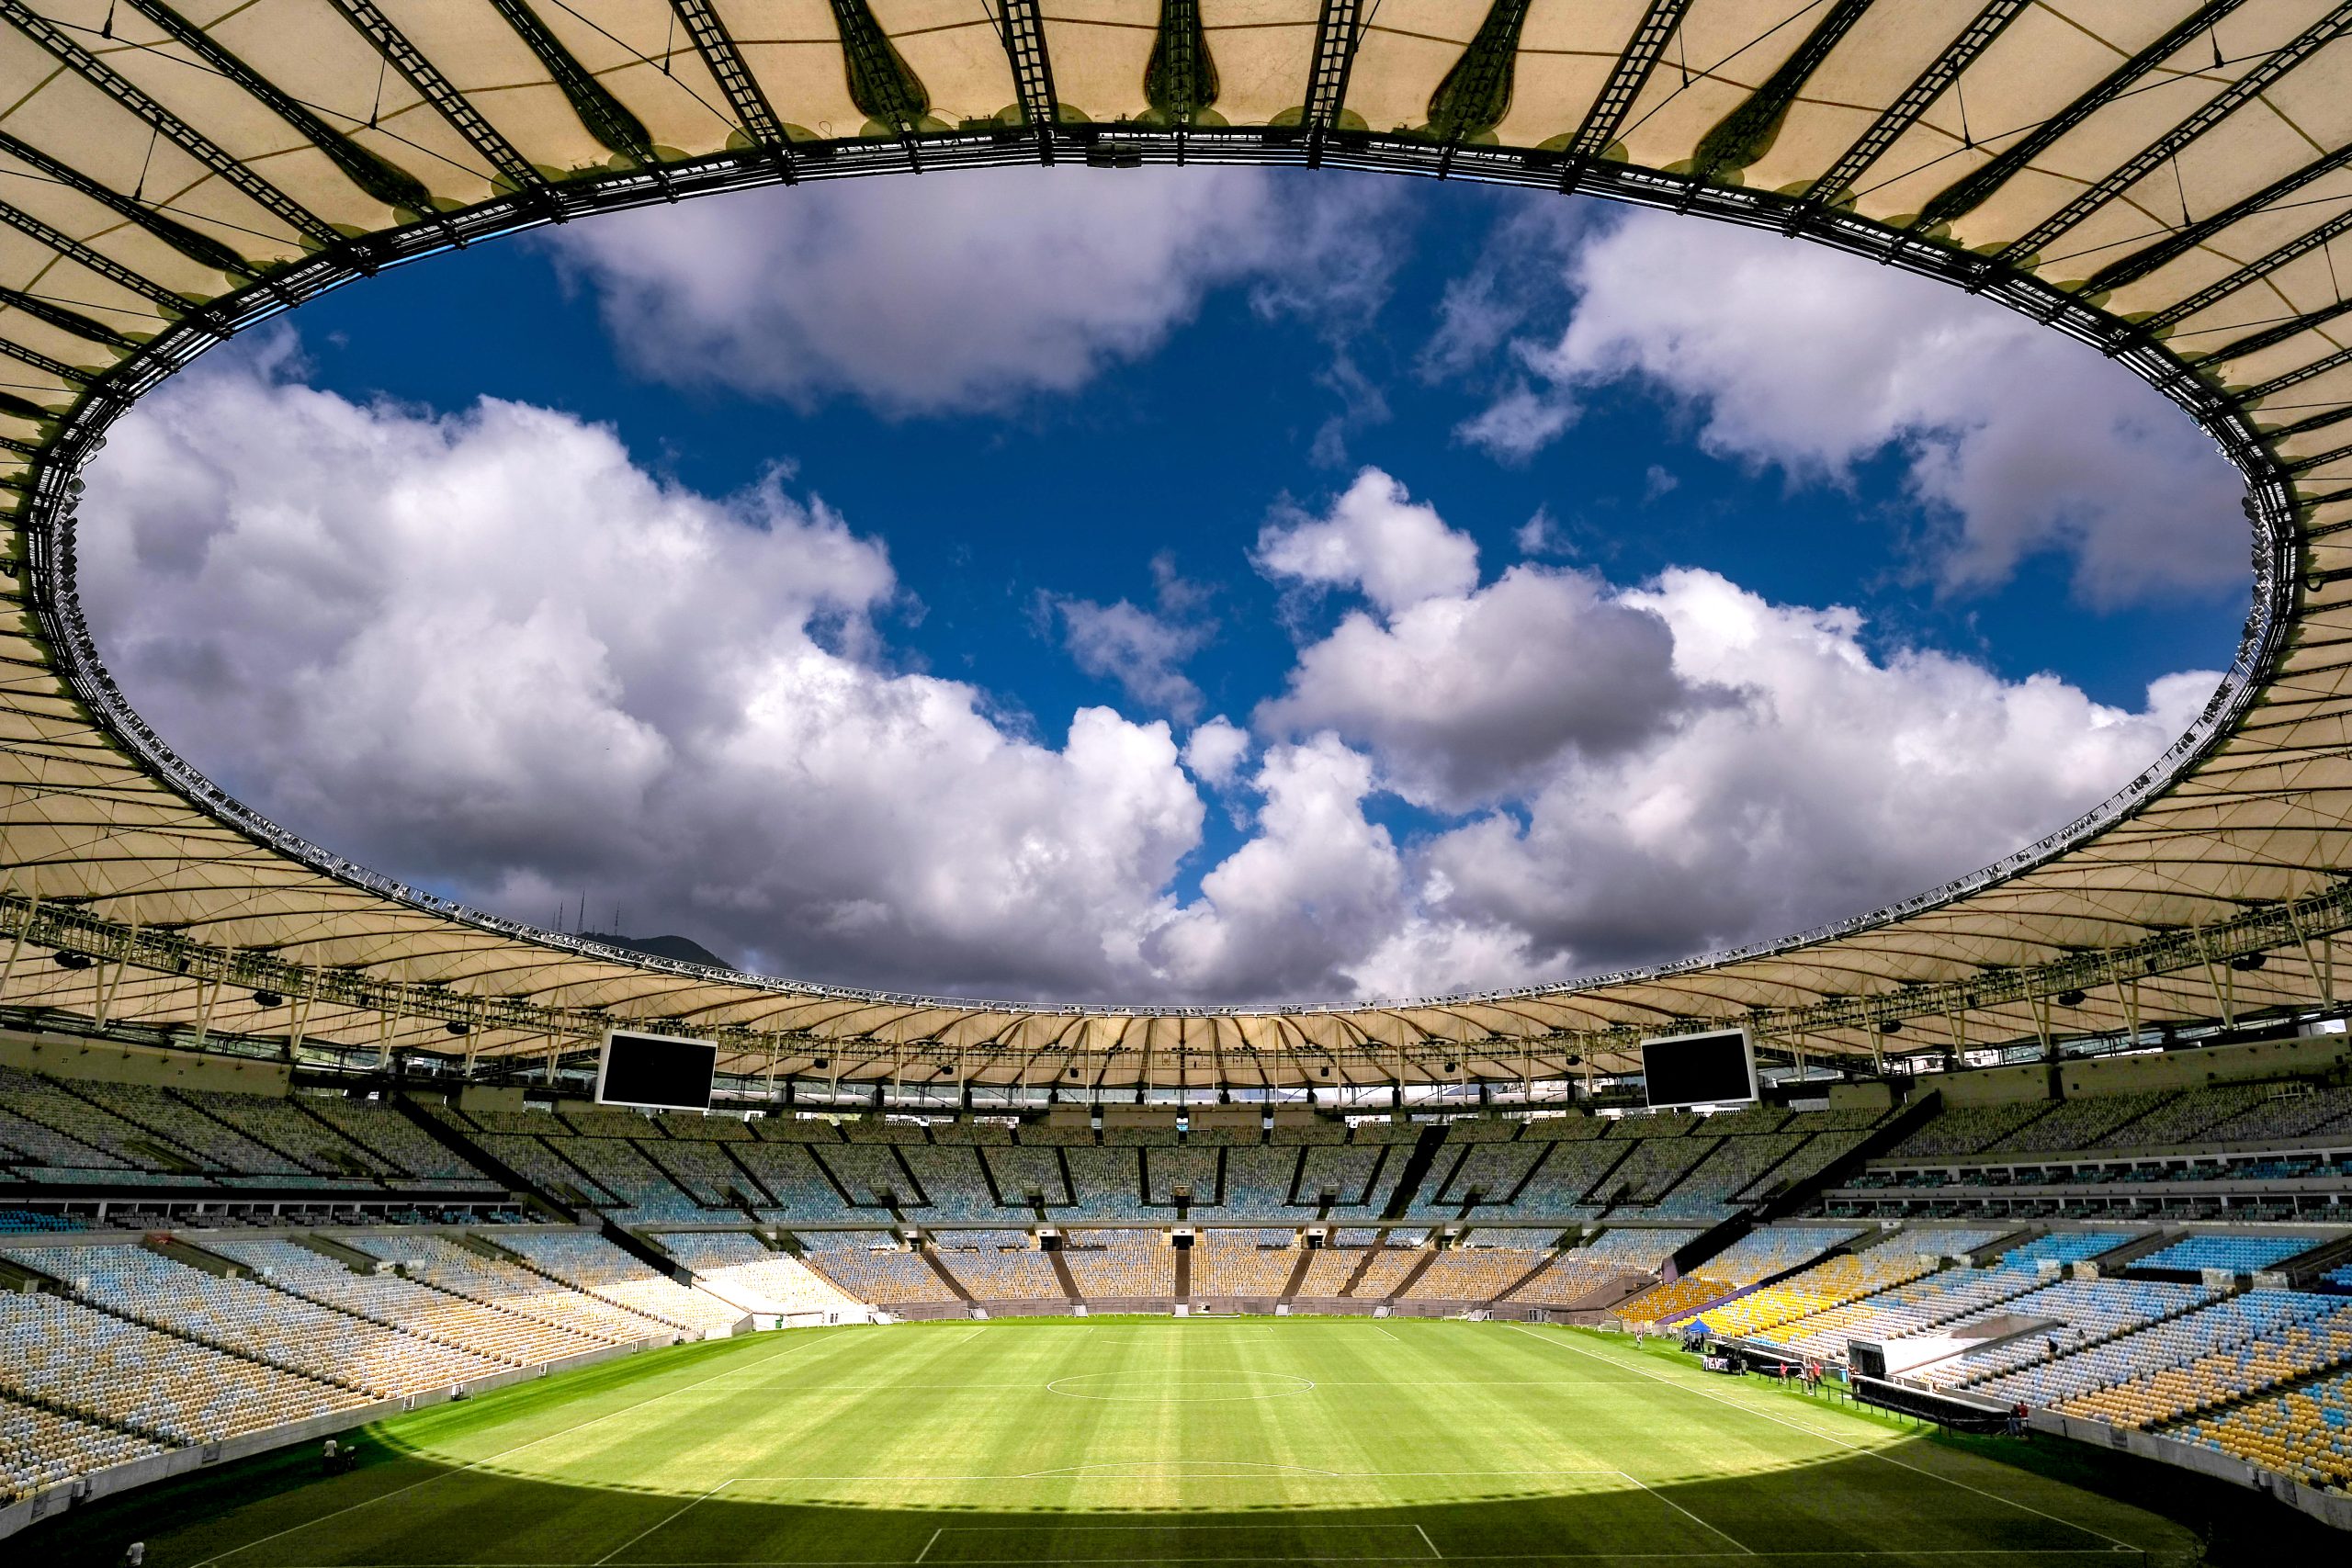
[74,167,2251,1004]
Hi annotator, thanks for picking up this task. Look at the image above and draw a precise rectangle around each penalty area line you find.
[1618,1470,1753,1556]
[592,1479,731,1566]
[1503,1325,2138,1553]
[190,1329,851,1568]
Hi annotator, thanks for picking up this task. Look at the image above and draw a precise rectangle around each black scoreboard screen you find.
[1640,1028,1758,1111]
[595,1030,718,1112]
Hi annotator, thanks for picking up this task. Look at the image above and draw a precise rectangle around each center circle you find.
[1045,1370,1315,1403]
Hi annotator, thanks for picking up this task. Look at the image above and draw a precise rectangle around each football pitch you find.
[36,1319,2222,1567]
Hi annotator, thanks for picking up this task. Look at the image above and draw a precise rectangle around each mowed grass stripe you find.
[34,1320,2197,1568]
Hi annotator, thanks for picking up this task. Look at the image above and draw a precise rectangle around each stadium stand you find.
[1346,1243,1426,1301]
[1912,1278,2219,1390]
[0,1292,370,1441]
[0,1393,164,1501]
[1060,1230,1173,1298]
[931,1231,1063,1300]
[1759,1267,2043,1361]
[793,1237,957,1305]
[650,1233,864,1317]
[1400,1244,1548,1303]
[1619,1226,1860,1326]
[205,1238,608,1365]
[1290,1245,1363,1298]
[1191,1230,1297,1296]
[2169,1369,2352,1492]
[1994,1232,2137,1270]
[1983,1291,2346,1413]
[1691,1246,1941,1339]
[341,1234,673,1342]
[488,1232,742,1334]
[2,1242,512,1398]
[2134,1233,2327,1275]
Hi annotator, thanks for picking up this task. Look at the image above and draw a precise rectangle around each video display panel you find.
[595,1029,718,1111]
[1640,1028,1758,1110]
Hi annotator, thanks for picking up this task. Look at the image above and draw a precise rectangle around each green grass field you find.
[27,1318,2306,1567]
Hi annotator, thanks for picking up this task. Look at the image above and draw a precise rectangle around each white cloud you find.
[1054,596,1209,720]
[1455,209,2245,604]
[1258,476,1699,812]
[1252,468,1482,615]
[1146,735,1408,998]
[547,166,1400,417]
[79,356,2222,1007]
[77,338,1208,1000]
[1182,717,1251,788]
[1245,472,2222,978]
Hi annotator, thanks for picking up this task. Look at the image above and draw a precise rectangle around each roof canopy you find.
[1,0,2348,1087]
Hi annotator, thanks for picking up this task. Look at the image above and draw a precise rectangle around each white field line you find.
[591,1478,731,1566]
[193,1329,856,1568]
[1618,1470,1754,1556]
[1502,1326,2138,1553]
[254,1553,2142,1565]
[1374,1325,1406,1344]
[913,1528,942,1564]
[1414,1521,1445,1560]
[729,1467,1629,1483]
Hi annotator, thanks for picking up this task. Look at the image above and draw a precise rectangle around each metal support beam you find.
[2092,143,2352,296]
[324,0,544,192]
[994,0,1058,163]
[0,0,339,245]
[1564,0,1690,164]
[1805,1,2029,208]
[1913,1,2245,232]
[2141,208,2352,335]
[1300,0,1363,168]
[669,0,793,164]
[1997,5,2352,265]
[120,0,436,215]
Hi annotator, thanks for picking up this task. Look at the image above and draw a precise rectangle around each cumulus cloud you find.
[1240,471,2222,978]
[1453,209,2246,604]
[1047,551,1217,720]
[547,166,1401,417]
[1182,717,1251,788]
[79,356,2222,1006]
[1251,468,1481,615]
[77,337,1208,1000]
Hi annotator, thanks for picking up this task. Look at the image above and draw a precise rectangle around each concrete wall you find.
[457,1084,531,1115]
[2031,1410,2352,1532]
[1934,1063,2052,1107]
[1826,1082,1894,1111]
[2058,1033,2351,1098]
[0,1030,289,1096]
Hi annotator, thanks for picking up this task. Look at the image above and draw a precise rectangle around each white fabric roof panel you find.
[0,0,2344,1085]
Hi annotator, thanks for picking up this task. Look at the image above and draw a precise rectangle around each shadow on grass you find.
[12,1335,2329,1568]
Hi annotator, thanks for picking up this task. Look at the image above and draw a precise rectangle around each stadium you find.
[4,0,2352,1562]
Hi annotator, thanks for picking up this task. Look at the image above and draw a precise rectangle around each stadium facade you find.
[4,5,2352,1548]
[0,0,2346,1094]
